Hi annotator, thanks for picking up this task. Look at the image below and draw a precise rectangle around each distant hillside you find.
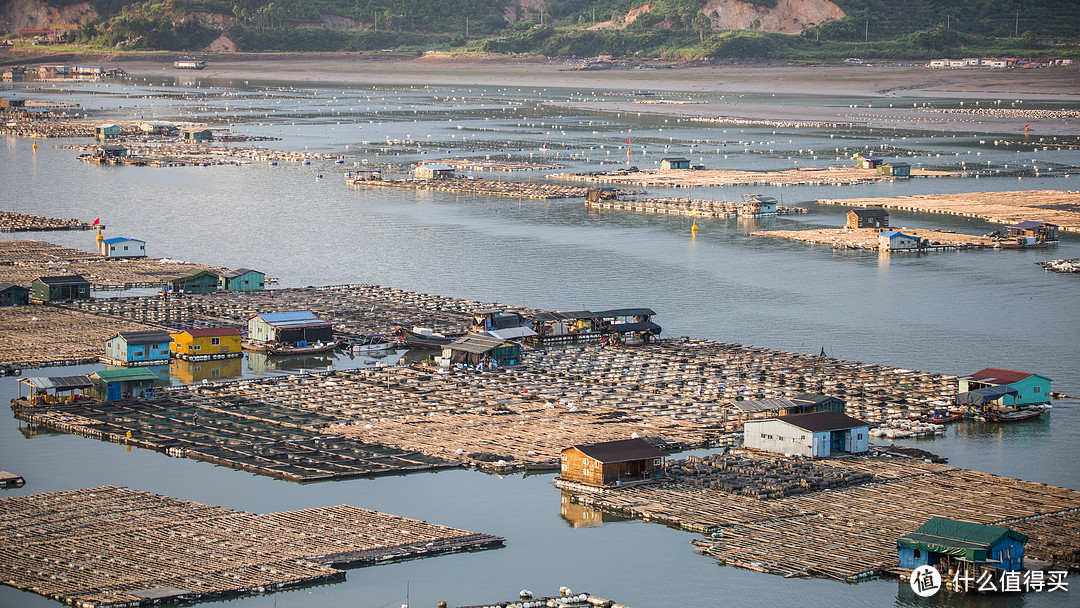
[2,0,1078,58]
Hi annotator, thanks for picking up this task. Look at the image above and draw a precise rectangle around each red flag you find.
[92,218,100,226]
[626,139,630,144]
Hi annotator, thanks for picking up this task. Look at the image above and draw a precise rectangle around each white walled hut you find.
[744,411,869,458]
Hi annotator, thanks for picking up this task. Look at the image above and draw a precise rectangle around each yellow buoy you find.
[691,220,699,234]
[32,142,37,149]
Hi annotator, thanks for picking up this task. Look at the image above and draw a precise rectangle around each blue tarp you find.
[956,385,1018,405]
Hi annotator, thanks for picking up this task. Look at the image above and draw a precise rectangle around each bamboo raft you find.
[587,197,806,218]
[550,166,957,189]
[751,227,998,251]
[816,190,1080,233]
[0,486,504,607]
[13,393,458,482]
[0,211,97,233]
[350,176,592,200]
[561,452,1080,581]
[438,158,566,172]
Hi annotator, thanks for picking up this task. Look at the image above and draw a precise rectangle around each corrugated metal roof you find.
[20,375,92,390]
[593,308,656,318]
[1012,220,1054,229]
[101,237,144,244]
[961,367,1043,385]
[487,326,538,340]
[772,411,868,432]
[569,438,667,463]
[222,268,261,279]
[175,327,241,338]
[34,275,88,286]
[253,311,329,328]
[114,330,173,345]
[897,517,1028,561]
[445,334,515,355]
[732,397,799,413]
[418,163,454,171]
[90,368,160,382]
[852,208,888,217]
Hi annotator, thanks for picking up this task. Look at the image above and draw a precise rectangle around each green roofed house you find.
[31,275,91,302]
[219,268,264,291]
[898,517,1027,578]
[87,368,161,401]
[166,269,219,293]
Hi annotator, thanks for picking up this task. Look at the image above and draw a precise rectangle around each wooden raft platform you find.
[587,197,806,218]
[562,453,1080,581]
[0,486,504,608]
[0,211,96,233]
[350,176,592,199]
[551,166,956,189]
[816,190,1080,233]
[13,395,459,482]
[751,227,998,251]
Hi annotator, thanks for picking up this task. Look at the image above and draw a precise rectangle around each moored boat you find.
[985,407,1045,423]
[394,326,461,348]
[243,339,342,355]
[351,335,397,353]
[921,409,963,424]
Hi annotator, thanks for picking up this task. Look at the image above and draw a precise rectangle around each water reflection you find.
[170,357,243,384]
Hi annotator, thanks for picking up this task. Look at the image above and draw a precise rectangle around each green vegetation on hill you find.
[15,0,1080,58]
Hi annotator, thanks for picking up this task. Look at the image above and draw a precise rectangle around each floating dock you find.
[0,486,504,607]
[438,158,566,172]
[551,166,957,189]
[560,451,1080,581]
[587,197,805,218]
[815,190,1080,233]
[751,227,997,251]
[456,590,632,608]
[13,393,458,482]
[0,471,25,489]
[350,176,593,200]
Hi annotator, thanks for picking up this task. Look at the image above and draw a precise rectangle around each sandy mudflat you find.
[5,50,1080,134]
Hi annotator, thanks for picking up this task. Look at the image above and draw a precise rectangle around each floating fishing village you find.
[1,54,1079,608]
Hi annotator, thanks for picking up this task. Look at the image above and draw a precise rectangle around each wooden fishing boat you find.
[920,410,963,424]
[351,335,397,353]
[985,407,1045,423]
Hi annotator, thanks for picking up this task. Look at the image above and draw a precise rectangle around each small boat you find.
[921,409,963,424]
[985,407,1045,423]
[394,326,461,348]
[243,339,342,355]
[352,335,396,353]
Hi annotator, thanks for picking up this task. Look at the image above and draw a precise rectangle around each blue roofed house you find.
[104,330,173,366]
[898,517,1027,580]
[878,230,921,251]
[247,311,334,347]
[99,237,146,259]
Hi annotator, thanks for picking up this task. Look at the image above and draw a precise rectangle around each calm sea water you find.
[1,76,1078,608]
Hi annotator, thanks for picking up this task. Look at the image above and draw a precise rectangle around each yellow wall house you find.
[170,327,243,361]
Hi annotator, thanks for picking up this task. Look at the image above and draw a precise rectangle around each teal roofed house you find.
[898,517,1027,578]
[87,368,160,401]
[219,268,264,291]
[959,367,1052,408]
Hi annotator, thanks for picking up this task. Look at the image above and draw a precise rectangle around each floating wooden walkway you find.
[13,393,458,482]
[0,471,25,489]
[350,176,592,199]
[0,486,504,607]
[561,452,1080,581]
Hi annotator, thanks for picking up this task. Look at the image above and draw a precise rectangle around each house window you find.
[194,345,201,351]
[123,246,128,251]
[1034,386,1041,393]
[582,458,588,467]
[778,436,784,441]
[561,453,567,461]
[857,433,863,440]
[914,549,921,559]
[653,459,661,466]
[583,467,590,476]
[211,337,220,346]
[761,433,766,439]
[561,464,567,471]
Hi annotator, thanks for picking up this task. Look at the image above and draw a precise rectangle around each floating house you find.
[140,121,177,135]
[0,94,25,108]
[247,311,333,346]
[660,157,691,170]
[219,268,264,291]
[1006,221,1059,243]
[89,144,128,161]
[743,411,869,458]
[17,375,92,405]
[181,127,214,142]
[99,237,145,259]
[958,367,1052,408]
[94,123,121,140]
[877,162,911,177]
[166,269,219,293]
[788,393,846,414]
[0,283,29,306]
[897,517,1027,577]
[596,308,661,343]
[739,195,778,216]
[560,438,667,488]
[528,310,603,344]
[415,163,455,180]
[472,309,528,332]
[486,326,538,341]
[855,155,883,169]
[87,368,160,401]
[878,230,921,251]
[441,334,521,367]
[847,208,889,229]
[30,275,90,302]
[170,327,243,361]
[104,330,173,366]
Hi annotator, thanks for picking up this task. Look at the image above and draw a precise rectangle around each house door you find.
[831,432,844,452]
[107,382,121,401]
